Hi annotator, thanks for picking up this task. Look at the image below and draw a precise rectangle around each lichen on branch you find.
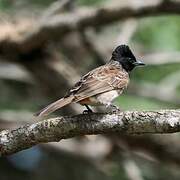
[0,109,180,156]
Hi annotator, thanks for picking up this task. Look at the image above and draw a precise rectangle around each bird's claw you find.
[83,109,93,114]
[107,104,121,113]
[83,105,93,114]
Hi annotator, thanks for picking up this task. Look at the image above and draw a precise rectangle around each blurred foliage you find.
[77,0,105,6]
[124,16,180,110]
[131,64,180,83]
[0,0,55,11]
[0,0,179,112]
[0,0,10,10]
[134,16,180,51]
[116,94,174,111]
[0,0,106,11]
[0,1,180,180]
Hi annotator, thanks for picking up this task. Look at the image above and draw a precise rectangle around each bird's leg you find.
[106,104,121,113]
[85,105,93,112]
[83,105,93,114]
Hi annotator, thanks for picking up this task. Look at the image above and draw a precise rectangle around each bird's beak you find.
[133,60,145,66]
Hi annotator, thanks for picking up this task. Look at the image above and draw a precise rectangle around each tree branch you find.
[0,109,180,156]
[42,0,74,19]
[0,0,180,54]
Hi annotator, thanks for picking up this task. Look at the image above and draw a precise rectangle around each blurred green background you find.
[0,0,180,180]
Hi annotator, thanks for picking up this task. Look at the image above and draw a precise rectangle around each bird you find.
[35,45,145,117]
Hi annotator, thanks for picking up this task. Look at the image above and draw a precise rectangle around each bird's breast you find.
[78,90,122,106]
[96,90,121,105]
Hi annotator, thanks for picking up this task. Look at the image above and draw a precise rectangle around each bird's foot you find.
[83,105,93,114]
[106,104,121,113]
[83,109,93,114]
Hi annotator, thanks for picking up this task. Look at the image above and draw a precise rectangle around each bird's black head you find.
[111,45,145,72]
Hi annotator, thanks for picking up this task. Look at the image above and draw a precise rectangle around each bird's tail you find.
[35,96,74,117]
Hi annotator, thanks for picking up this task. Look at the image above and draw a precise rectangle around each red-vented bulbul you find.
[36,45,145,117]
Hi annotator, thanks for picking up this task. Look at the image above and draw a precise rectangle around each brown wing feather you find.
[35,96,74,117]
[69,64,129,103]
[35,63,129,117]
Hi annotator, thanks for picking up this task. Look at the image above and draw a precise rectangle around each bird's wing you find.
[68,64,129,102]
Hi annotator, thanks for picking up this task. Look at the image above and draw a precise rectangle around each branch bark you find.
[0,109,180,156]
